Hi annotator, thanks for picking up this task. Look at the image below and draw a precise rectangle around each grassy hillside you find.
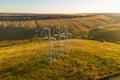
[0,14,112,40]
[88,23,120,43]
[102,13,120,23]
[1,39,120,80]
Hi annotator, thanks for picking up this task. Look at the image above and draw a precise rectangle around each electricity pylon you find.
[39,26,70,64]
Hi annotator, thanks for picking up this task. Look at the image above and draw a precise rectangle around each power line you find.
[36,26,70,64]
[35,20,38,38]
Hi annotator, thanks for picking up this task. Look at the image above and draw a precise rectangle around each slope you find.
[0,39,120,80]
[0,14,113,40]
[88,23,120,43]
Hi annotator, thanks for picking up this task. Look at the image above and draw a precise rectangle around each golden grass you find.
[0,39,120,80]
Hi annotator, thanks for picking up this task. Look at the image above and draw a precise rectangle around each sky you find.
[0,0,120,13]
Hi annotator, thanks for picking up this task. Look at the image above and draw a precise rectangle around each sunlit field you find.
[1,39,120,80]
[0,13,120,80]
[0,0,120,79]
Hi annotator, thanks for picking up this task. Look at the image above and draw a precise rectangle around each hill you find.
[102,13,120,23]
[0,13,98,20]
[0,39,120,80]
[0,14,113,40]
[88,23,120,43]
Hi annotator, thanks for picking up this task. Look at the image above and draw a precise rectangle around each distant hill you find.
[88,23,120,43]
[102,13,120,23]
[0,13,98,20]
[0,13,113,40]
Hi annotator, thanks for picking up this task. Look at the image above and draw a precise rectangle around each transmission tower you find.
[35,20,39,38]
[48,28,52,61]
[64,26,69,52]
[39,26,70,63]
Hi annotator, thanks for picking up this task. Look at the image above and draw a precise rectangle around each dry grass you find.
[0,39,120,80]
[0,15,112,40]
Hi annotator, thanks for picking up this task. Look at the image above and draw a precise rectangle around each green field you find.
[1,39,120,80]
